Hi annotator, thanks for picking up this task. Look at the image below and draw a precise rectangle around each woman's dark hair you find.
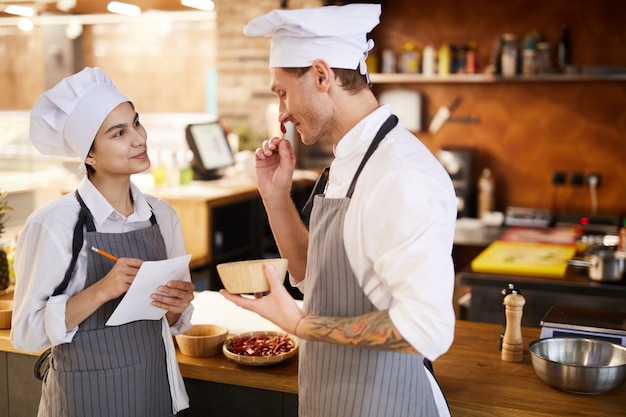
[283,67,370,93]
[85,142,95,178]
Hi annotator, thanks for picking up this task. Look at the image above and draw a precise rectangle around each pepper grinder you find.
[501,293,526,362]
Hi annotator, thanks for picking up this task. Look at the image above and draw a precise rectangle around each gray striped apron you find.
[39,196,173,417]
[299,115,439,417]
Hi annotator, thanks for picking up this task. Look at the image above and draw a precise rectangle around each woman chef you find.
[10,67,194,417]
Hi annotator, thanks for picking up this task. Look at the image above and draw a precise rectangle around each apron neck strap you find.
[345,114,398,198]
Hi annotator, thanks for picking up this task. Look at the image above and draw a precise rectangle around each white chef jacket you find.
[296,105,457,362]
[11,176,193,412]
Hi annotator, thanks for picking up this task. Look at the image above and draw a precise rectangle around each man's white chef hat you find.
[29,67,130,161]
[243,3,381,76]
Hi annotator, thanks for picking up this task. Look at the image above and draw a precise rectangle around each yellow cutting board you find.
[471,241,577,278]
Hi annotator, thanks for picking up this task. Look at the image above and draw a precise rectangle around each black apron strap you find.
[346,114,398,198]
[52,191,95,296]
[301,166,330,228]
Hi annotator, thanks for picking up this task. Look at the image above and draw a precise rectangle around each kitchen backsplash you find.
[0,0,624,217]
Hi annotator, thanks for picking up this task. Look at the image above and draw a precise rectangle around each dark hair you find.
[85,141,95,177]
[283,67,370,93]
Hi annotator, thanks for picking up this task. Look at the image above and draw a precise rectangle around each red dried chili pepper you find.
[227,334,295,357]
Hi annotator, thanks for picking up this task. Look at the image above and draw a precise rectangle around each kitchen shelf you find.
[370,72,626,84]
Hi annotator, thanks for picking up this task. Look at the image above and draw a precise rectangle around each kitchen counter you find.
[1,316,625,415]
[459,267,626,327]
[175,320,626,416]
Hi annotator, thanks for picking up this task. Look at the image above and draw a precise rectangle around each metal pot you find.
[568,250,626,282]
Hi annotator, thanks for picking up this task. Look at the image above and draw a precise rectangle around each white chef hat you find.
[243,3,381,76]
[29,67,130,161]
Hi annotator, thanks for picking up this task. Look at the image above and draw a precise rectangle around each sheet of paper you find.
[106,254,192,326]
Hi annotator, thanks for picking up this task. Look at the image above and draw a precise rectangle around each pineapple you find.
[0,191,13,290]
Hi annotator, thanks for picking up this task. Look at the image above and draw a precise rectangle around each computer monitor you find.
[185,121,234,180]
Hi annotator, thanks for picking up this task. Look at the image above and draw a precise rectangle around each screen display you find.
[186,122,234,171]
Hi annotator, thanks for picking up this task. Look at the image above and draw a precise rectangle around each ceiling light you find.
[5,5,35,17]
[17,17,34,31]
[57,0,77,13]
[181,0,214,11]
[107,1,141,17]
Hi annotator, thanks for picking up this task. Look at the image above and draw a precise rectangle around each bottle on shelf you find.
[422,44,435,76]
[477,167,495,219]
[500,33,518,77]
[399,43,419,73]
[536,42,551,73]
[382,48,396,73]
[438,43,450,76]
[465,42,478,74]
[557,25,571,72]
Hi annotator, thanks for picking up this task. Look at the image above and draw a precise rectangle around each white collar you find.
[77,176,153,226]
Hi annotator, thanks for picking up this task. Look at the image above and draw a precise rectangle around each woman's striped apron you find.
[299,115,439,417]
[39,198,173,417]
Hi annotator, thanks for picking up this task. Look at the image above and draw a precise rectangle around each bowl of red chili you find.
[223,330,299,366]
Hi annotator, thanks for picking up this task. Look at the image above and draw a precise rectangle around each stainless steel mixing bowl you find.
[529,337,626,394]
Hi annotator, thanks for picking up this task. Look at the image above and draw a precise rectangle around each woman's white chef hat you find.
[243,4,381,76]
[29,67,130,161]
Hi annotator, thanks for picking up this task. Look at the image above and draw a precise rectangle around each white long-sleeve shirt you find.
[11,176,193,412]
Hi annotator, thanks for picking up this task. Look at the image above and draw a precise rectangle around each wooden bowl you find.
[175,324,228,357]
[0,300,13,330]
[216,258,288,294]
[222,330,298,366]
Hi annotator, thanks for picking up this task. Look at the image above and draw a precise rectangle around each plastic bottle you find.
[557,25,571,72]
[438,43,450,76]
[150,149,167,187]
[478,167,495,219]
[619,219,626,252]
[422,44,435,76]
[178,149,194,186]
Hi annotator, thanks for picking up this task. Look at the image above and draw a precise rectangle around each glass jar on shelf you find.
[500,33,518,77]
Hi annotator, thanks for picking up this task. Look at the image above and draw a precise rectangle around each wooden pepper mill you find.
[501,293,526,362]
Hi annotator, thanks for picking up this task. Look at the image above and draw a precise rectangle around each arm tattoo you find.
[305,310,418,354]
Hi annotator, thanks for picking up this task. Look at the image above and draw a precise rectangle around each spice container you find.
[399,43,419,73]
[536,42,551,73]
[465,42,477,73]
[382,48,396,73]
[522,49,537,76]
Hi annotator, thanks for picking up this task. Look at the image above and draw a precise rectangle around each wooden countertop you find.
[2,320,624,416]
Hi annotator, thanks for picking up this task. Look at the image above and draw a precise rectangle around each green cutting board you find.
[471,240,577,278]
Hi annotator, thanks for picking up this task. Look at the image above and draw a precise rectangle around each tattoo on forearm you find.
[305,310,417,353]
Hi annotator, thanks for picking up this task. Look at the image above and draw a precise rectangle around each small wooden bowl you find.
[175,324,228,357]
[222,330,299,366]
[0,300,13,330]
[216,258,288,294]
